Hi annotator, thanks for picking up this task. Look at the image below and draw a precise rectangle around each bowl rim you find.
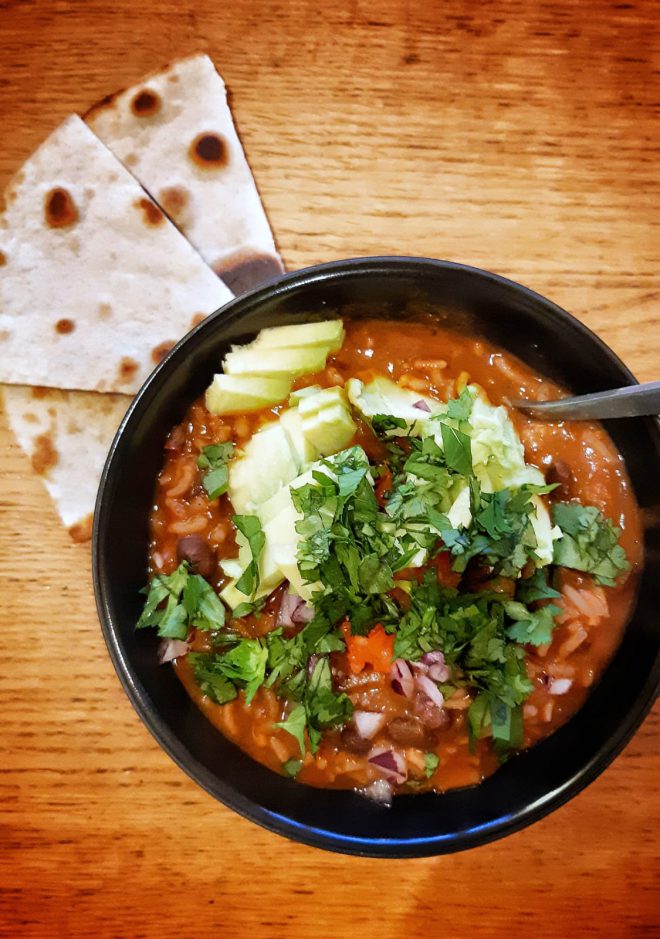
[93,255,660,857]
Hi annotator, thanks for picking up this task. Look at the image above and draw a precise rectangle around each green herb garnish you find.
[232,514,265,596]
[136,562,225,639]
[197,442,234,500]
[552,502,629,586]
[424,752,440,778]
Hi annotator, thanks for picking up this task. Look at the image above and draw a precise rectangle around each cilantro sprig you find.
[552,502,629,586]
[232,514,265,596]
[198,442,234,500]
[276,657,353,755]
[136,561,225,640]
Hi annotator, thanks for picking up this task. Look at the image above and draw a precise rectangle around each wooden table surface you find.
[1,1,658,935]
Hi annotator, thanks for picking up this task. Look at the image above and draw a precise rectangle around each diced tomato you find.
[340,621,394,675]
[430,550,462,589]
[393,566,425,584]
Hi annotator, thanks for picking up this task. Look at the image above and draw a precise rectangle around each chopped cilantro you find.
[503,600,561,646]
[439,423,473,476]
[516,568,561,604]
[283,758,303,778]
[445,388,474,422]
[424,752,440,778]
[189,653,238,704]
[275,703,307,755]
[275,658,353,755]
[197,442,234,499]
[371,414,408,437]
[191,638,267,706]
[232,515,265,596]
[183,573,226,630]
[233,599,265,618]
[136,562,225,639]
[552,502,630,586]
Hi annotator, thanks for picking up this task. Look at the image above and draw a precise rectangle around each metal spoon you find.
[509,380,660,420]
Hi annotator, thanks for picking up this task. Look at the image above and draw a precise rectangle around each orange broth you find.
[148,320,642,794]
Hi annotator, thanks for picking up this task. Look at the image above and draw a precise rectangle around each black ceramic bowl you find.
[93,257,660,857]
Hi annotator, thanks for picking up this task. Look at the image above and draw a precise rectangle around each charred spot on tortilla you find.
[31,432,59,476]
[124,152,138,167]
[45,188,79,229]
[31,387,51,400]
[55,318,75,335]
[69,513,93,543]
[98,302,112,319]
[151,341,175,364]
[190,312,206,327]
[158,185,189,223]
[130,89,161,117]
[0,250,6,266]
[189,133,228,168]
[213,250,284,293]
[135,197,164,226]
[0,328,10,342]
[23,412,38,424]
[118,357,139,382]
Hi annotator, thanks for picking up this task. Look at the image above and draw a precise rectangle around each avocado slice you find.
[228,421,301,514]
[298,385,356,454]
[280,408,319,466]
[251,320,345,352]
[224,345,329,378]
[205,373,292,415]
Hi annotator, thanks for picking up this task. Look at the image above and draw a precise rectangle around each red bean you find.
[340,726,372,755]
[176,535,215,577]
[385,717,433,748]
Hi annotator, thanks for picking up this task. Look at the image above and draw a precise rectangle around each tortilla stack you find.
[0,114,233,395]
[86,54,284,294]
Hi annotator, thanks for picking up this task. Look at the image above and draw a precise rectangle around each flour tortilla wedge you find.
[0,114,232,394]
[85,54,284,293]
[1,384,131,542]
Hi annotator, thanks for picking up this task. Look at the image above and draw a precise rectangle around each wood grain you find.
[1,0,658,935]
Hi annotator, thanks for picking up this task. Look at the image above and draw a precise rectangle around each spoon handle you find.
[511,380,660,420]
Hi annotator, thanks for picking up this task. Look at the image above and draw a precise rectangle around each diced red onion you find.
[415,674,445,710]
[277,591,298,627]
[158,638,188,664]
[362,779,393,805]
[291,599,314,624]
[390,659,415,699]
[412,399,432,413]
[368,746,407,784]
[427,662,449,682]
[549,678,573,695]
[353,710,387,740]
[421,651,450,683]
[277,590,312,627]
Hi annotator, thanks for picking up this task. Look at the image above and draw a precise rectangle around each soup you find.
[138,319,641,801]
